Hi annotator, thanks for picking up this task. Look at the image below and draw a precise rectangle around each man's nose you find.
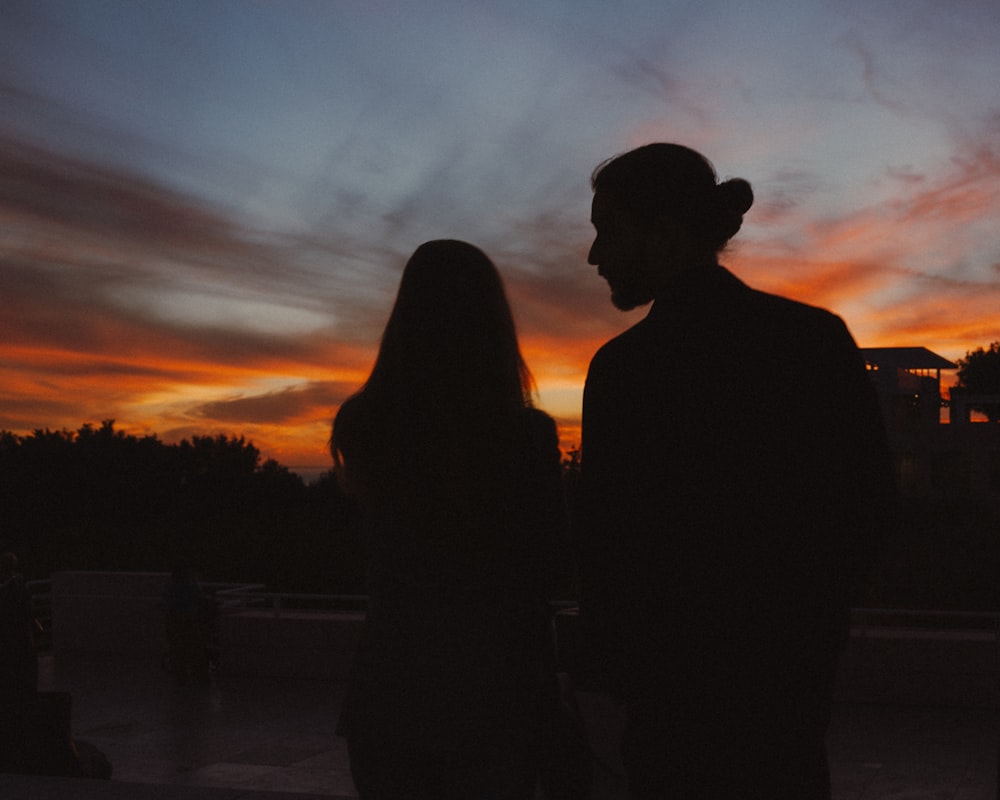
[587,239,599,265]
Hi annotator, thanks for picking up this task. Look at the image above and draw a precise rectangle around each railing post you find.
[995,614,1000,697]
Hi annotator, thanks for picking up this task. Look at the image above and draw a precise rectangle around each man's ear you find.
[644,212,676,246]
[643,214,703,284]
[644,213,684,259]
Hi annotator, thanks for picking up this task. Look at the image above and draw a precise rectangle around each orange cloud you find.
[3,130,998,472]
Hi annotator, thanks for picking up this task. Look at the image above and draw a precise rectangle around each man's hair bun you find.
[717,178,754,216]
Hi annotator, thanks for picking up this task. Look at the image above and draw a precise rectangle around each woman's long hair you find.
[332,240,535,538]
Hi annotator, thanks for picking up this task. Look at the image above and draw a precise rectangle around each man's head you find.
[588,143,753,310]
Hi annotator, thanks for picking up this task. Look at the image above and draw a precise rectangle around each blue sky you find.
[2,0,998,471]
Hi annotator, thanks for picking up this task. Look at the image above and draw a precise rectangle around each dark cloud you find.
[1,138,211,239]
[0,136,381,455]
[615,57,712,127]
[0,254,328,373]
[191,381,357,425]
[751,168,827,226]
[3,2,999,466]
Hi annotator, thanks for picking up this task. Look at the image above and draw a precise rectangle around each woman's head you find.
[368,239,533,409]
[332,240,534,481]
[331,240,535,515]
[383,240,518,354]
[591,143,753,256]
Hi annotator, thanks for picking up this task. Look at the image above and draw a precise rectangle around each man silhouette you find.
[574,143,896,799]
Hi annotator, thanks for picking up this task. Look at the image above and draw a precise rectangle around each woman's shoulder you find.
[334,391,366,423]
[519,406,557,437]
[516,407,561,465]
[333,392,372,442]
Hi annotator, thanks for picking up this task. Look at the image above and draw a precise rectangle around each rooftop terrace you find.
[0,645,994,800]
[4,572,998,798]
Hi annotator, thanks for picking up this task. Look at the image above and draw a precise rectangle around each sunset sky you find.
[2,1,998,479]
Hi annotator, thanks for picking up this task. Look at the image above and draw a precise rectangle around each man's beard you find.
[609,281,654,311]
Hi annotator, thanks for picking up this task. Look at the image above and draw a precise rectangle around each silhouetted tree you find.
[955,341,1000,422]
[0,422,363,591]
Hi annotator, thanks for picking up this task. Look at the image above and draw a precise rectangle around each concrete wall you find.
[49,572,997,703]
[836,628,1000,708]
[220,610,364,681]
[50,572,365,680]
[51,571,170,654]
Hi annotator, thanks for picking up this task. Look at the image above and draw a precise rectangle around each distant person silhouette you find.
[574,143,896,799]
[331,240,568,799]
[0,551,37,703]
[0,550,111,779]
[0,550,38,771]
[163,563,210,686]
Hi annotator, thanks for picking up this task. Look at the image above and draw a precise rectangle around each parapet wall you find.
[51,571,171,654]
[49,571,364,680]
[220,610,364,681]
[836,628,999,708]
[47,573,998,704]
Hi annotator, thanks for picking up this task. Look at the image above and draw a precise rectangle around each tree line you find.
[1,419,997,610]
[955,340,1000,422]
[0,421,364,593]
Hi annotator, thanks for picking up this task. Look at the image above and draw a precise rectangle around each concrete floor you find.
[0,652,995,799]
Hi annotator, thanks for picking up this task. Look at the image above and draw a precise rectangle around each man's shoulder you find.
[590,314,654,361]
[709,267,860,369]
[739,279,837,320]
[738,282,849,341]
[733,282,863,375]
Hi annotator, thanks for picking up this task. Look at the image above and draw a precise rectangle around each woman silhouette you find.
[331,240,568,799]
